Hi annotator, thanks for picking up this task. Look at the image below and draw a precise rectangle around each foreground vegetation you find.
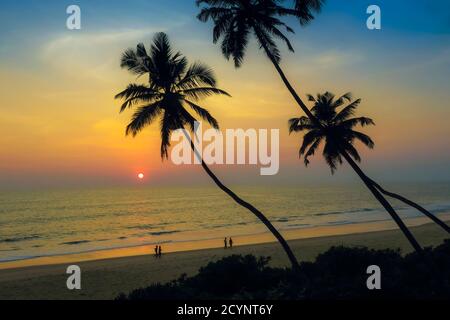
[117,240,450,300]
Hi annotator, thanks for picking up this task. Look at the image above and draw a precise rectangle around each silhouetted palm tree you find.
[115,32,300,269]
[289,92,375,172]
[196,0,323,126]
[197,1,446,251]
[289,92,450,250]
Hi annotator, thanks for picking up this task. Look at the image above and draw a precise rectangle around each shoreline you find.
[1,213,449,271]
[0,220,448,299]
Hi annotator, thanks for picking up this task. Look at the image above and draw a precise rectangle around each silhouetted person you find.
[158,245,162,258]
[229,237,233,249]
[154,245,158,257]
[224,237,228,249]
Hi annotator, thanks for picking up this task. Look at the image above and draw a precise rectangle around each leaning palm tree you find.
[115,32,300,269]
[289,92,377,171]
[196,0,323,125]
[196,1,446,251]
[289,93,449,250]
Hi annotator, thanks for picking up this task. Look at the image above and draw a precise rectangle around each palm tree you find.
[196,1,447,251]
[115,32,300,269]
[289,92,449,248]
[196,0,323,126]
[289,92,376,172]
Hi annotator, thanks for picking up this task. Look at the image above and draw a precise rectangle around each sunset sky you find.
[0,0,449,189]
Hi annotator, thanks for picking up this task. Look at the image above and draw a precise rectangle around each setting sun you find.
[138,173,144,180]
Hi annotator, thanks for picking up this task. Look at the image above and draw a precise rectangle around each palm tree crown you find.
[115,32,230,158]
[196,0,324,67]
[289,92,375,172]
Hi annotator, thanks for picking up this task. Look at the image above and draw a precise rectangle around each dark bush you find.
[117,239,450,300]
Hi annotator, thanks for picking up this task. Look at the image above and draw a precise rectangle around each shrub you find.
[117,239,450,300]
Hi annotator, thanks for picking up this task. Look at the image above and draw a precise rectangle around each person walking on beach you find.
[158,245,162,258]
[224,237,228,249]
[229,237,233,249]
[154,245,158,258]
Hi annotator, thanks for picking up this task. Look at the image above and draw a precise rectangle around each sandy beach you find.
[0,218,448,300]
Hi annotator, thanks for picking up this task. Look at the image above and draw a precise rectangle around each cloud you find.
[39,27,166,84]
[311,50,364,69]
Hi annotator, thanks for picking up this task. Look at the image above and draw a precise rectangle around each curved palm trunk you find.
[182,130,300,269]
[339,151,422,252]
[256,33,423,252]
[367,178,450,234]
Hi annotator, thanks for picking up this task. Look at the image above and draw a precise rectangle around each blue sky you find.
[0,0,449,188]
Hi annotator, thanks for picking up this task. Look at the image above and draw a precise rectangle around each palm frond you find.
[306,94,316,102]
[300,130,322,155]
[182,87,230,101]
[115,84,160,112]
[323,140,342,174]
[185,100,219,129]
[303,136,323,166]
[333,92,353,108]
[341,116,375,128]
[126,103,162,137]
[159,111,173,159]
[343,141,361,162]
[120,48,148,75]
[260,22,294,52]
[334,98,361,122]
[176,62,217,90]
[288,116,314,133]
[350,130,375,149]
[294,0,326,26]
[221,17,250,67]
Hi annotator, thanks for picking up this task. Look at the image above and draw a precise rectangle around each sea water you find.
[1,183,450,262]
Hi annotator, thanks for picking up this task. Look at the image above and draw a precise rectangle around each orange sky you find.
[0,1,449,188]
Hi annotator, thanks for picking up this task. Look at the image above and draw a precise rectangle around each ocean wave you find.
[149,230,181,236]
[313,207,377,217]
[126,221,183,231]
[60,238,114,245]
[0,248,21,252]
[60,240,91,245]
[427,203,450,214]
[286,223,310,228]
[326,220,353,226]
[0,235,40,243]
[205,221,249,229]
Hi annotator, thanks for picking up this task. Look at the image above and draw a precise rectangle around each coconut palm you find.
[289,93,449,249]
[115,32,300,269]
[196,1,446,251]
[196,0,323,126]
[289,92,376,172]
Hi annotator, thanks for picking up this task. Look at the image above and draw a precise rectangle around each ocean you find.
[1,183,450,263]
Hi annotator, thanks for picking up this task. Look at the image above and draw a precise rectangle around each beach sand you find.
[0,218,448,300]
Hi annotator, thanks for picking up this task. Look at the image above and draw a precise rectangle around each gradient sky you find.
[0,0,449,189]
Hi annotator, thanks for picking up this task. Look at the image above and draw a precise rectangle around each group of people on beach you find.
[154,245,162,258]
[153,238,234,259]
[224,237,233,249]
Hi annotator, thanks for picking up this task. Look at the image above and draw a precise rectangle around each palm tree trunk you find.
[255,32,423,252]
[367,178,450,234]
[255,34,321,128]
[181,130,300,269]
[339,150,423,252]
